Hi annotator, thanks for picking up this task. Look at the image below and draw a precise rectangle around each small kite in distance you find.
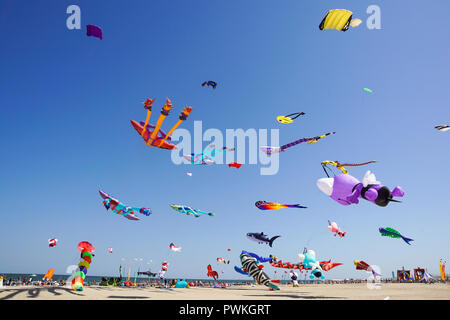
[319,9,354,32]
[202,81,217,89]
[186,172,193,176]
[276,112,305,124]
[48,239,58,248]
[86,24,103,40]
[169,243,182,252]
[228,162,242,169]
[435,125,450,132]
[363,88,373,93]
[350,19,363,27]
[328,221,346,238]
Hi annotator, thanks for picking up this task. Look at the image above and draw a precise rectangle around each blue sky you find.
[0,0,449,280]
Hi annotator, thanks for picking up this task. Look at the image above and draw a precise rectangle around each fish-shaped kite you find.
[170,205,214,218]
[276,112,305,124]
[246,232,280,247]
[379,227,413,245]
[99,190,152,221]
[202,81,217,89]
[255,201,307,210]
[435,125,450,132]
[260,132,335,155]
[86,24,103,40]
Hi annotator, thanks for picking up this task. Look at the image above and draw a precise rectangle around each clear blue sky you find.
[0,0,449,280]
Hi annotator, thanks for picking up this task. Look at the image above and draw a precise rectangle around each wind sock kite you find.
[379,227,413,245]
[99,190,151,220]
[328,221,346,238]
[317,170,404,207]
[255,201,307,210]
[170,205,214,218]
[440,259,446,281]
[260,132,335,155]
[354,260,381,277]
[131,98,192,150]
[71,241,95,291]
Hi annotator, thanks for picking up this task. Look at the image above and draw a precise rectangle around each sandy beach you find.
[1,283,449,300]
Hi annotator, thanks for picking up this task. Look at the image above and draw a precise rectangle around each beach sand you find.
[1,283,449,300]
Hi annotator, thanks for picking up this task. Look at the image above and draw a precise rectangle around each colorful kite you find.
[202,81,217,89]
[169,243,182,252]
[159,262,169,280]
[319,9,358,32]
[131,98,192,150]
[440,260,446,281]
[328,221,346,238]
[86,24,103,40]
[71,241,95,291]
[217,258,230,264]
[255,201,307,210]
[108,248,113,253]
[183,144,235,165]
[379,227,413,245]
[48,238,58,248]
[246,232,280,247]
[260,132,335,155]
[363,88,373,93]
[354,260,381,277]
[240,252,279,290]
[207,264,219,280]
[298,249,324,279]
[435,125,450,132]
[317,170,404,207]
[170,204,214,218]
[276,112,305,124]
[321,160,377,175]
[43,268,55,280]
[99,190,151,221]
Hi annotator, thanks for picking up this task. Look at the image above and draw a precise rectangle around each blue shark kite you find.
[169,205,214,218]
[99,190,151,221]
[183,144,235,165]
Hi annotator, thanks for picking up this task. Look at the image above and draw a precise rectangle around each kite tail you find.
[372,270,382,277]
[402,236,414,245]
[285,204,308,209]
[269,236,280,248]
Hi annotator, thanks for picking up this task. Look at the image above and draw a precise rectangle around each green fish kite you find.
[378,227,413,245]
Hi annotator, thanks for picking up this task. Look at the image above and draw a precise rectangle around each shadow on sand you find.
[0,287,82,300]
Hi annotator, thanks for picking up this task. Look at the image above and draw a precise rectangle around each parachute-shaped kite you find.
[276,112,305,124]
[319,9,360,32]
[202,81,217,89]
[260,132,335,155]
[207,264,219,280]
[99,190,151,221]
[321,160,377,175]
[43,268,55,281]
[435,125,450,132]
[169,243,182,252]
[328,221,346,238]
[183,144,235,165]
[255,201,307,210]
[131,98,192,150]
[48,238,58,248]
[240,252,279,290]
[86,24,103,40]
[379,227,413,245]
[170,204,214,218]
[317,170,404,207]
[71,241,95,291]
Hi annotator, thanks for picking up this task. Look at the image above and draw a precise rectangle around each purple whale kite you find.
[86,24,103,40]
[317,171,404,207]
